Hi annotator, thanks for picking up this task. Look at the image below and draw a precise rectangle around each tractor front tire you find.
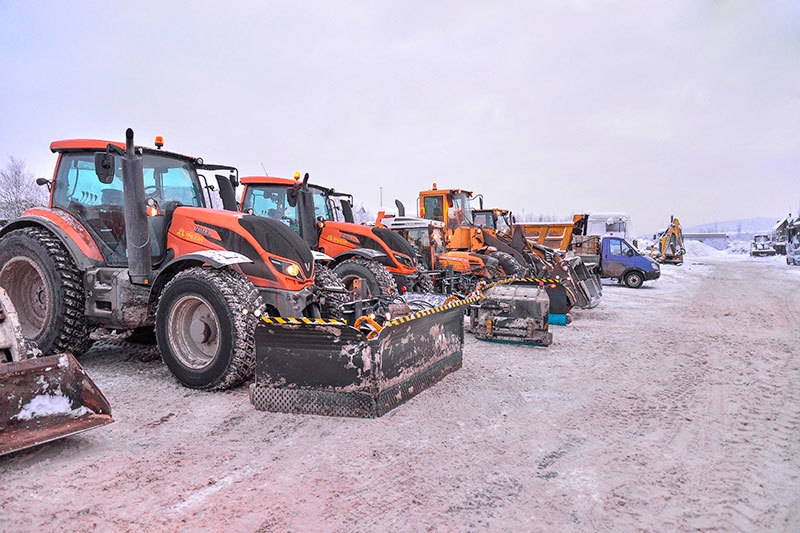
[489,251,526,278]
[0,227,93,356]
[314,264,349,318]
[156,267,262,390]
[623,270,644,289]
[333,257,397,298]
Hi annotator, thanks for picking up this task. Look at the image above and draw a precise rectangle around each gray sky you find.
[1,1,798,234]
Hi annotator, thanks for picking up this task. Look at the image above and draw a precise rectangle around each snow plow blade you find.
[468,279,553,345]
[249,303,467,418]
[0,354,113,456]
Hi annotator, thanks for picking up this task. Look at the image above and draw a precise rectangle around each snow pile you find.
[684,240,724,257]
[13,392,92,421]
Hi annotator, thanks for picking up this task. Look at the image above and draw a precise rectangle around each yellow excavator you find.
[651,216,685,265]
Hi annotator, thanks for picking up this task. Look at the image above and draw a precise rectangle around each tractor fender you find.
[330,248,387,266]
[312,250,334,263]
[149,250,254,307]
[0,211,101,270]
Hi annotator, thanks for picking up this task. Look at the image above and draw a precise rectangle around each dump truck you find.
[750,234,777,257]
[239,174,434,296]
[0,129,465,418]
[1,287,113,456]
[651,216,685,265]
[576,235,660,288]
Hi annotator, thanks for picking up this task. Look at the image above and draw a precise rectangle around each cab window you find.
[608,239,622,256]
[242,186,299,232]
[423,196,444,222]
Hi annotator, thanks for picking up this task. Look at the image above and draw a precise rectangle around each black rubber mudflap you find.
[250,305,465,418]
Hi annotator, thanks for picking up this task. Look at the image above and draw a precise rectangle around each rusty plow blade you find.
[1,354,113,456]
[468,279,553,345]
[250,305,466,418]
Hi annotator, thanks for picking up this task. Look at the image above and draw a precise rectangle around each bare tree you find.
[352,203,375,224]
[0,157,48,220]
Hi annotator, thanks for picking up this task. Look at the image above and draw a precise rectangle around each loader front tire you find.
[623,270,644,289]
[156,267,262,390]
[314,264,349,318]
[0,227,93,356]
[334,257,397,298]
[489,251,526,278]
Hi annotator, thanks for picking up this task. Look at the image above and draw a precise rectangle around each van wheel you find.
[624,271,644,288]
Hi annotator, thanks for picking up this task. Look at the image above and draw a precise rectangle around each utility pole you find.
[380,187,383,207]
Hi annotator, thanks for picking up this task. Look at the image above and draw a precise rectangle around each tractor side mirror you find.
[287,188,298,207]
[94,152,115,184]
[35,177,52,191]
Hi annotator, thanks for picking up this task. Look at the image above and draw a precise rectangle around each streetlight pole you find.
[380,187,383,207]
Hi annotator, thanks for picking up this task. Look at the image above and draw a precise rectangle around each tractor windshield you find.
[242,184,330,232]
[496,212,511,233]
[449,191,473,227]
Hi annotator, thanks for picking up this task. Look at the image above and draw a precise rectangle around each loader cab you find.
[50,145,208,266]
[418,186,474,232]
[473,209,512,235]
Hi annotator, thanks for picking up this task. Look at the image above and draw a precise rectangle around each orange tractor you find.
[239,174,435,296]
[0,129,466,424]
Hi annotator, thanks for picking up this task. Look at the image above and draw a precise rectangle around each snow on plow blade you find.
[0,354,113,456]
[468,279,553,345]
[249,303,467,418]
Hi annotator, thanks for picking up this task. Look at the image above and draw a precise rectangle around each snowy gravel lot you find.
[2,254,799,531]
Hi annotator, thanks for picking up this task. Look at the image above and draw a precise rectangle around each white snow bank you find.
[684,240,725,257]
[13,392,93,421]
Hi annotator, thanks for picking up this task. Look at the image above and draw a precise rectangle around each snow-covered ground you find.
[1,255,799,531]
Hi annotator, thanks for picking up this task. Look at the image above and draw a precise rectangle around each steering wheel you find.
[145,185,157,195]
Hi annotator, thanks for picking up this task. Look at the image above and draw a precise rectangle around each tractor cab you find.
[50,138,238,267]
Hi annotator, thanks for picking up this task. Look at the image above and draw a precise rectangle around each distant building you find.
[683,232,728,250]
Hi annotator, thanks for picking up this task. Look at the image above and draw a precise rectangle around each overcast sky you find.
[1,1,798,233]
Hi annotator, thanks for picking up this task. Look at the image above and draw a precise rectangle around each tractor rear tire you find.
[0,227,94,356]
[156,266,262,390]
[489,251,526,278]
[624,270,644,289]
[314,264,349,318]
[334,257,397,298]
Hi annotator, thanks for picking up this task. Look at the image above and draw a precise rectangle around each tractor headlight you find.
[270,257,303,279]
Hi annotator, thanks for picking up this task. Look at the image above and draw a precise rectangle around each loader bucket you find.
[469,279,553,345]
[0,354,113,456]
[249,303,467,418]
[553,257,602,309]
